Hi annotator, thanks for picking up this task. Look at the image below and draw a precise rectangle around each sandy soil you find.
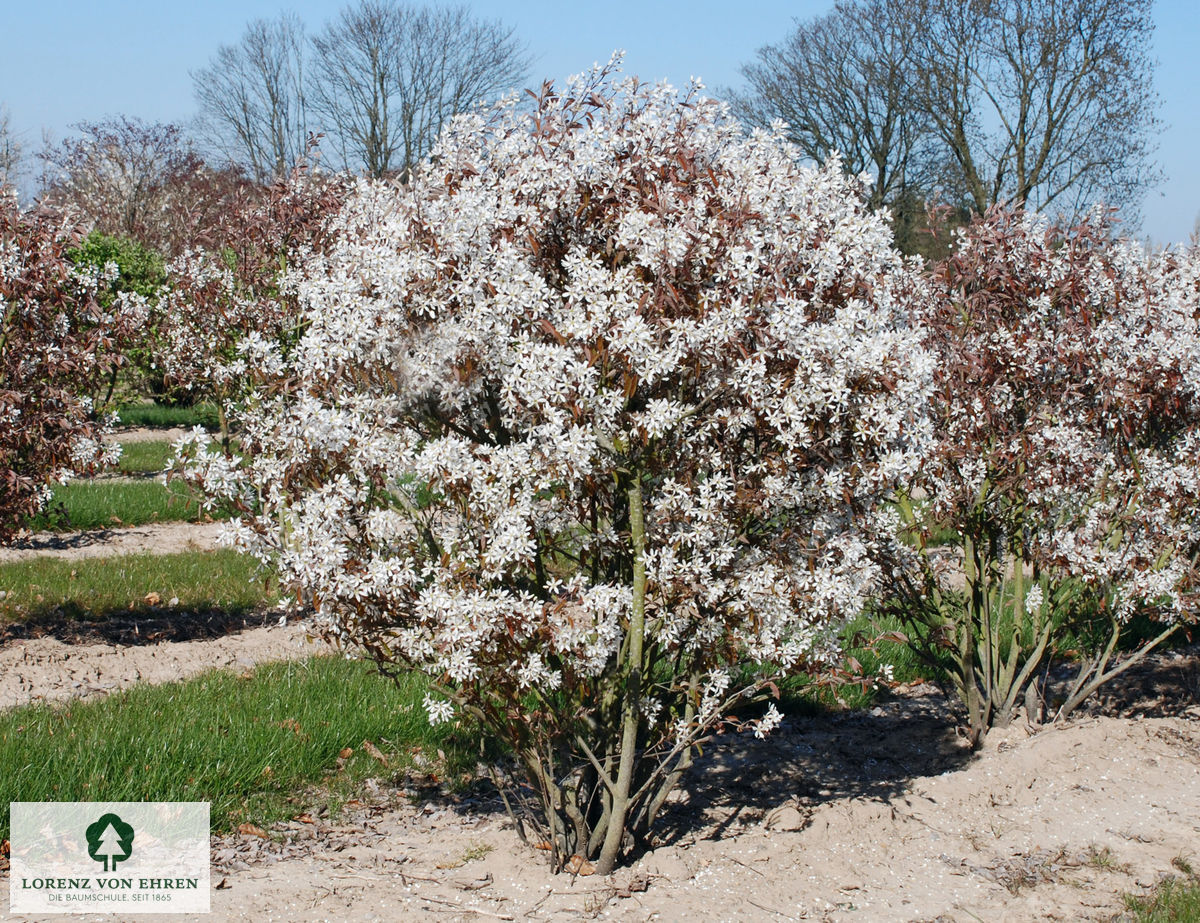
[0,627,1196,921]
[178,702,1196,923]
[105,426,193,445]
[0,521,224,564]
[0,616,332,709]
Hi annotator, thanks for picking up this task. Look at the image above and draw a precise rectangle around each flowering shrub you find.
[67,231,167,405]
[883,209,1200,745]
[177,65,932,871]
[39,118,256,259]
[0,194,146,541]
[156,158,346,435]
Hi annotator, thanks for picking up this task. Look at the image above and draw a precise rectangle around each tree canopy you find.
[732,0,1161,248]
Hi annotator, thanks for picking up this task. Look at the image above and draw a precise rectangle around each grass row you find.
[0,656,484,842]
[30,435,243,531]
[115,401,220,430]
[28,478,223,532]
[117,439,175,474]
[0,549,266,623]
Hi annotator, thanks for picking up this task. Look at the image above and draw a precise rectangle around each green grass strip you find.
[0,549,266,623]
[117,441,175,475]
[115,402,219,429]
[29,479,223,531]
[0,657,482,839]
[1125,871,1200,922]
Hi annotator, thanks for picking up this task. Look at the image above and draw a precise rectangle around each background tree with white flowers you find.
[881,208,1200,746]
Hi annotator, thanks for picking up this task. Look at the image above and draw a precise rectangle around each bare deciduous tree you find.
[730,0,932,212]
[734,0,1161,225]
[0,105,20,189]
[192,13,310,182]
[915,0,1160,217]
[309,1,530,178]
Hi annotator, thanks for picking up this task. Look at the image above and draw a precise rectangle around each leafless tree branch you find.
[731,0,1161,231]
[192,13,310,182]
[308,0,530,179]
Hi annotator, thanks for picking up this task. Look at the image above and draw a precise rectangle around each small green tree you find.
[69,231,165,301]
[68,231,167,405]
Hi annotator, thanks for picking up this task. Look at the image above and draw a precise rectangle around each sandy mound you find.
[30,689,1185,923]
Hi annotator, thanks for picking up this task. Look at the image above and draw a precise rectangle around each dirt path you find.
[0,617,333,709]
[106,426,193,445]
[0,521,224,564]
[0,640,1195,921]
[192,709,1192,922]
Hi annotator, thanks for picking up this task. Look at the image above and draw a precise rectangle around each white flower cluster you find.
[185,65,932,735]
[913,212,1200,622]
[157,250,287,396]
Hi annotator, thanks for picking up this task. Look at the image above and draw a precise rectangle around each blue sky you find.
[2,1,1196,244]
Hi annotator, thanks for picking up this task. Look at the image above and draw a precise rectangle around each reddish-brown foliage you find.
[0,193,144,540]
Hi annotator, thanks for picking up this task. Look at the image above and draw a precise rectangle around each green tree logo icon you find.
[86,813,134,872]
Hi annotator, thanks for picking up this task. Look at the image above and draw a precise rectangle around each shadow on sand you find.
[0,604,284,647]
[438,643,1198,859]
[650,686,974,850]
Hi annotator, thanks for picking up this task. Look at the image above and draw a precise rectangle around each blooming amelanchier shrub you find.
[157,156,346,438]
[0,193,146,541]
[883,208,1200,746]
[176,65,933,872]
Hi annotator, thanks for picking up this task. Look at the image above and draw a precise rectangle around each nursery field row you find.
[0,548,265,625]
[28,477,223,532]
[0,656,481,842]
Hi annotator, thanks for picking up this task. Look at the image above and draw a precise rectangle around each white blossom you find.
[180,64,935,860]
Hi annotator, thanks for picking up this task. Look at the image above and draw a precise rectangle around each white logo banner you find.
[9,802,210,914]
